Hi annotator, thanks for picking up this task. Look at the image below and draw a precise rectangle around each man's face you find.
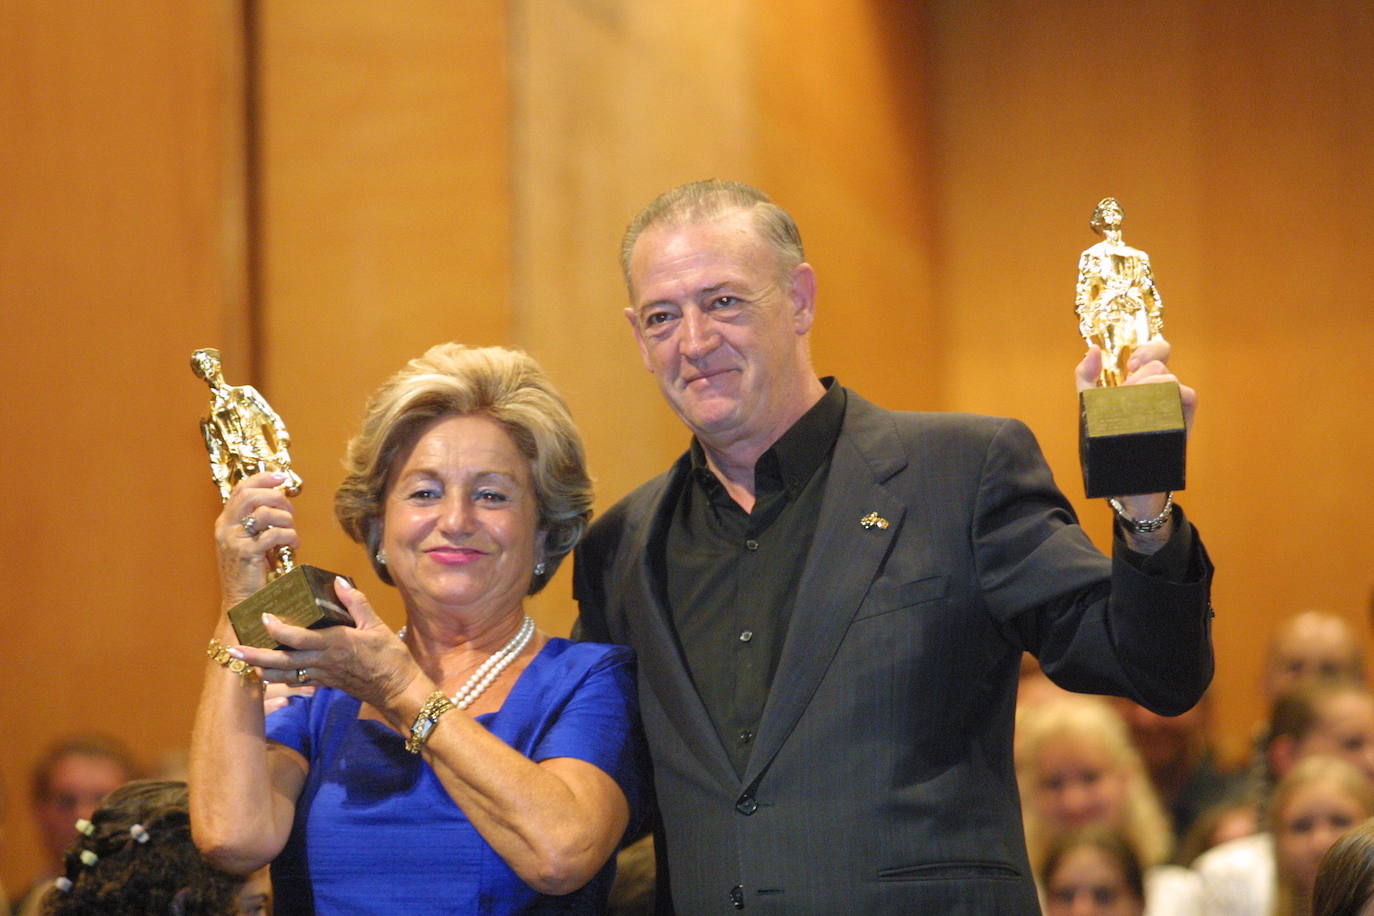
[33,753,130,863]
[1265,615,1362,700]
[625,209,813,449]
[1111,697,1206,774]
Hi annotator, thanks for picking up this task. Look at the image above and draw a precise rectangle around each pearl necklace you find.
[401,616,537,710]
[451,616,535,709]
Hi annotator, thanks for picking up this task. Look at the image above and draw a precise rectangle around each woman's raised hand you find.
[214,471,302,608]
[230,578,420,716]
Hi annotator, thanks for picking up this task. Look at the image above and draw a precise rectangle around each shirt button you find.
[737,729,755,745]
[739,630,754,643]
[736,795,758,815]
[730,885,745,908]
[744,538,759,551]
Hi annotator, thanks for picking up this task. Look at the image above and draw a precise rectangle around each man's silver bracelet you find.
[1107,491,1174,533]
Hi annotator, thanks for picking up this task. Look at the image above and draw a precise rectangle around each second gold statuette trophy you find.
[191,348,354,648]
[1075,198,1186,498]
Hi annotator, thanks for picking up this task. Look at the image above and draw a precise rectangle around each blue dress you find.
[265,638,646,914]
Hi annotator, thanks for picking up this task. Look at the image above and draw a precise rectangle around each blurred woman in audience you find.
[1040,826,1148,916]
[1200,680,1374,913]
[1198,756,1374,916]
[1312,817,1374,916]
[1017,695,1202,915]
[1274,759,1374,916]
[40,779,267,915]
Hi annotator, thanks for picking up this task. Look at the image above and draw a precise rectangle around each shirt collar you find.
[688,378,845,499]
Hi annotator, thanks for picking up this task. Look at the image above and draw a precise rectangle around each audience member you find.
[1266,683,1374,792]
[1112,691,1243,843]
[14,734,137,916]
[1198,682,1374,915]
[1263,612,1365,702]
[1243,612,1370,793]
[1312,816,1374,916]
[1276,758,1374,916]
[39,779,268,915]
[1178,795,1262,867]
[1198,756,1374,916]
[1040,826,1148,916]
[1016,695,1202,915]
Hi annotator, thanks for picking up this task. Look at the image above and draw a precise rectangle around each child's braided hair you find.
[42,779,244,915]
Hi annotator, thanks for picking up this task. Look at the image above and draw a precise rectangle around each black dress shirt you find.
[663,380,846,775]
[653,377,1194,777]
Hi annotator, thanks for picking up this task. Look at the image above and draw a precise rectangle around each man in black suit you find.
[575,180,1213,913]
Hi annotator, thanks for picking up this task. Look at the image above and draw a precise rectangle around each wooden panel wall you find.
[510,0,758,631]
[512,0,940,633]
[754,0,939,412]
[927,0,1374,763]
[251,1,513,627]
[0,0,250,892]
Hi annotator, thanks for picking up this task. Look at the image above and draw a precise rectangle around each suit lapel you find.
[743,394,910,786]
[616,461,739,789]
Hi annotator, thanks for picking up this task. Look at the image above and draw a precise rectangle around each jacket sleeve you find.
[571,503,629,644]
[974,417,1214,715]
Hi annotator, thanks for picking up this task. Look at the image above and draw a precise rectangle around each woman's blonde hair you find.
[334,343,592,594]
[1016,695,1173,872]
[1271,756,1374,916]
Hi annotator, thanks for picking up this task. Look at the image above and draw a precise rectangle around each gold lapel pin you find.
[860,512,889,530]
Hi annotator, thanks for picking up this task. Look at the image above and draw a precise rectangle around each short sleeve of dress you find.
[516,643,648,833]
[264,693,315,759]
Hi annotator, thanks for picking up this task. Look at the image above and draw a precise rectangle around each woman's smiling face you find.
[381,413,543,620]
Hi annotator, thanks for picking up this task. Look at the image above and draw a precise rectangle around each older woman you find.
[190,344,645,913]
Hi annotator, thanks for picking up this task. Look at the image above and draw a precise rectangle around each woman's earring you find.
[533,561,546,576]
[376,548,388,566]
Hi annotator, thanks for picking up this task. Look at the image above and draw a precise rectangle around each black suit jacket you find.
[575,390,1213,914]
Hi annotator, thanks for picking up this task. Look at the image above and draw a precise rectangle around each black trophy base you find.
[228,565,355,649]
[1080,382,1187,499]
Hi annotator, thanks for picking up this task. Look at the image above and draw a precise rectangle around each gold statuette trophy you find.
[1075,198,1186,498]
[191,348,354,648]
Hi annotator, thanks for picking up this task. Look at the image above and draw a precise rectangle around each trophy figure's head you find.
[1089,197,1125,237]
[190,347,224,386]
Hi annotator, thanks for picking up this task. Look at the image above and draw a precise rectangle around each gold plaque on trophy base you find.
[1079,382,1187,499]
[227,565,355,649]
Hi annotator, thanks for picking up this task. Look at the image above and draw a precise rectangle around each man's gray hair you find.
[620,180,805,294]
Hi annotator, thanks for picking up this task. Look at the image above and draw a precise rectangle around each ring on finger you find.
[294,667,311,686]
[241,514,261,538]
